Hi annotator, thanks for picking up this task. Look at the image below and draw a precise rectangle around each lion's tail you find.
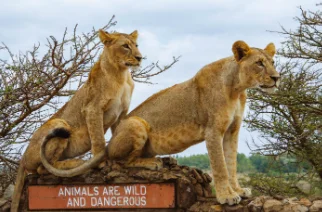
[40,127,105,177]
[11,157,26,212]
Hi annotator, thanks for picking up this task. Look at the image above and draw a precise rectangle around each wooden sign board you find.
[28,183,175,210]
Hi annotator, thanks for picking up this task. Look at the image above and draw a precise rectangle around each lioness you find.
[11,30,142,212]
[107,41,280,205]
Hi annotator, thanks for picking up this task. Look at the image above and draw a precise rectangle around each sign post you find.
[28,183,175,210]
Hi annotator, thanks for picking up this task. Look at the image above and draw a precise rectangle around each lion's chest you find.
[103,83,132,129]
[230,99,244,117]
[224,95,246,130]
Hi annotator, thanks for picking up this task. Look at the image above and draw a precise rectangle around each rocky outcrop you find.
[189,196,322,212]
[1,157,322,211]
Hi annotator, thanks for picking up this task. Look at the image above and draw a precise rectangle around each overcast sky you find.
[0,0,318,156]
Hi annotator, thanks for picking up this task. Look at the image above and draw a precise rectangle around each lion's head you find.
[232,41,280,93]
[99,29,142,69]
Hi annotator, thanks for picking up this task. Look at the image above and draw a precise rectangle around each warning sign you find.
[28,183,175,210]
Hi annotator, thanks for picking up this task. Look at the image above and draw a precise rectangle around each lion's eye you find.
[135,44,138,47]
[123,44,130,49]
[256,61,264,67]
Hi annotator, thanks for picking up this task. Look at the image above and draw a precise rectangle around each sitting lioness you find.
[11,30,142,212]
[107,41,280,205]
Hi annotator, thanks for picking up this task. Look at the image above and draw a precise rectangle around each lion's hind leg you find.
[108,116,163,170]
[37,136,68,174]
[36,118,73,175]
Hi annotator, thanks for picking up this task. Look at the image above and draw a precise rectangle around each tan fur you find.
[11,30,142,212]
[107,41,280,205]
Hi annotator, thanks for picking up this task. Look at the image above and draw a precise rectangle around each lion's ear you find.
[129,30,138,41]
[264,43,276,57]
[232,41,250,62]
[98,29,116,45]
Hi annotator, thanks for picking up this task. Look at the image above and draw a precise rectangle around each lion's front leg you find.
[205,128,241,205]
[85,107,106,162]
[223,118,251,198]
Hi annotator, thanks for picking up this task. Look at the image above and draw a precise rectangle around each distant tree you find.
[243,154,319,197]
[237,153,255,173]
[245,5,322,179]
[0,16,179,192]
[177,154,210,170]
[177,153,255,173]
[249,154,269,173]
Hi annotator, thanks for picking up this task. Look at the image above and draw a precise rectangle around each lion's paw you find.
[145,158,163,170]
[37,165,49,175]
[98,161,106,169]
[235,187,252,198]
[216,191,241,205]
[126,158,163,170]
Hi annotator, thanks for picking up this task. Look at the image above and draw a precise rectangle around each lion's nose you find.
[270,76,280,82]
[135,56,142,62]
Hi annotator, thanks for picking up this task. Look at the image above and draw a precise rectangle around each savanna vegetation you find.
[176,153,309,174]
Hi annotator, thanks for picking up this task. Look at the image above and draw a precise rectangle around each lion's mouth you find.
[260,84,276,89]
[125,62,140,67]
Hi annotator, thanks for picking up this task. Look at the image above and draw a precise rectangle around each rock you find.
[299,198,312,207]
[223,204,245,212]
[204,184,214,197]
[248,199,263,212]
[0,198,7,207]
[3,184,14,200]
[273,195,284,200]
[101,165,111,174]
[0,201,11,212]
[203,187,211,197]
[37,174,61,184]
[197,197,219,203]
[296,180,311,194]
[162,157,177,166]
[248,196,270,212]
[310,200,322,212]
[162,172,179,180]
[210,204,223,211]
[205,173,213,183]
[84,173,104,183]
[194,183,204,196]
[26,174,39,185]
[188,201,215,212]
[289,197,299,201]
[201,174,209,183]
[191,169,204,183]
[111,163,122,171]
[189,175,198,184]
[188,202,203,211]
[182,167,190,175]
[176,178,196,209]
[283,202,308,212]
[263,199,283,212]
[106,170,127,180]
[132,170,162,181]
[112,176,131,183]
[171,165,181,171]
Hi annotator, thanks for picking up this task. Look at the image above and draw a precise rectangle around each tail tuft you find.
[51,128,70,138]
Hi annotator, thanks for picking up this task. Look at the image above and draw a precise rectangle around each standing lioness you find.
[107,41,280,205]
[11,30,142,212]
